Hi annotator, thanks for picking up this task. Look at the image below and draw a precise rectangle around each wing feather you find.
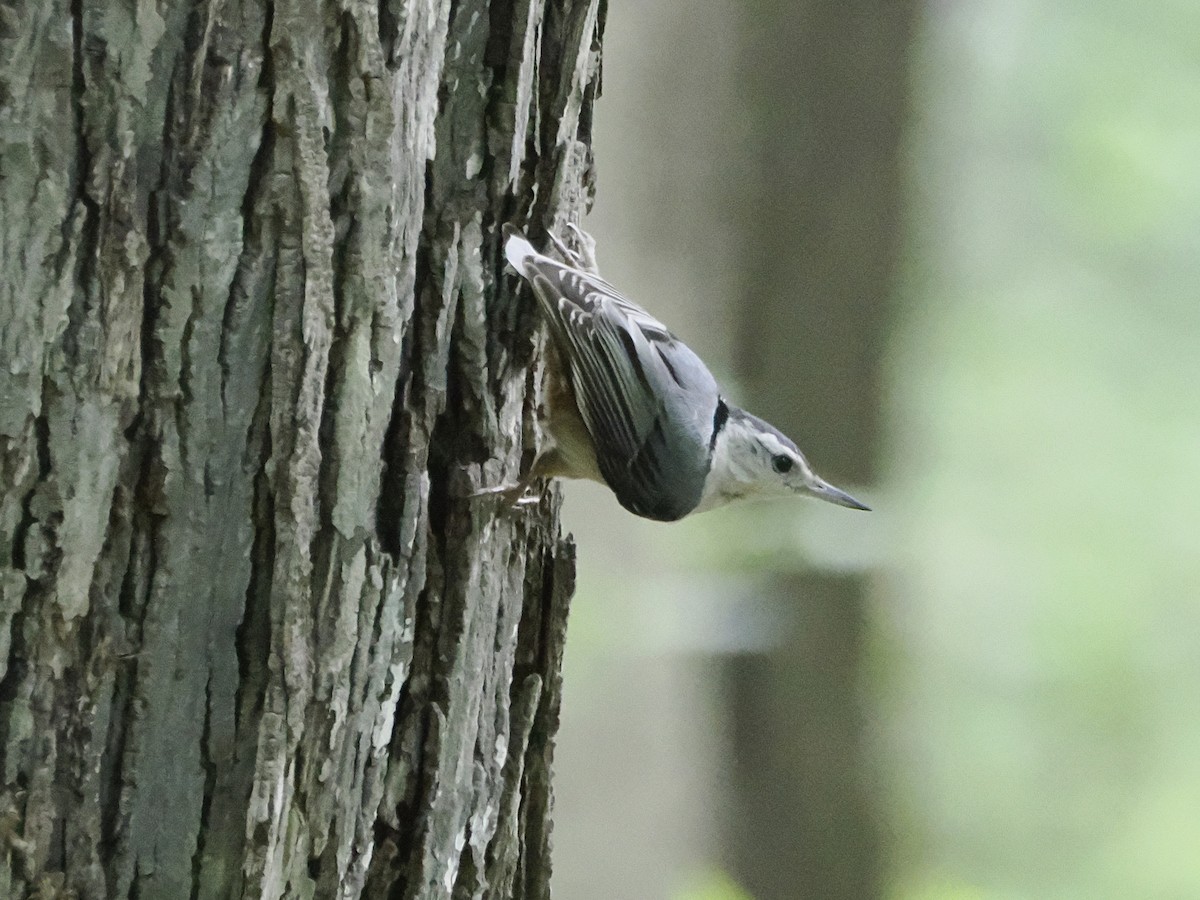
[512,235,720,520]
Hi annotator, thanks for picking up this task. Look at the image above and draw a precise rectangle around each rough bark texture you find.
[0,0,604,897]
[725,1,918,898]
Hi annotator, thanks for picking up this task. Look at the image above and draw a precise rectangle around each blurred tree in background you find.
[554,0,1200,898]
[724,1,918,898]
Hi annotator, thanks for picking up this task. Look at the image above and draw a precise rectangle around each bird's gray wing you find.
[523,261,720,521]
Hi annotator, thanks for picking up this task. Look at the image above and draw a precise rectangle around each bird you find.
[485,223,870,522]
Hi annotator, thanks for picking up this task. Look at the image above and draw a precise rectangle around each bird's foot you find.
[565,223,599,273]
[547,224,600,275]
[471,481,540,508]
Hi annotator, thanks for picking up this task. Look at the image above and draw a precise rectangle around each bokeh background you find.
[549,1,1200,899]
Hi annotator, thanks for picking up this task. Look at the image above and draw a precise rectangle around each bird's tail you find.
[503,225,538,273]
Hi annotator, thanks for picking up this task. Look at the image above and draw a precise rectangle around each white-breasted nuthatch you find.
[487,224,870,522]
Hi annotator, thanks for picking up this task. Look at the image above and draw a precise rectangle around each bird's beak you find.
[807,476,871,511]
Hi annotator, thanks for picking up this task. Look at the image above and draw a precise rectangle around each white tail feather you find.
[504,231,538,272]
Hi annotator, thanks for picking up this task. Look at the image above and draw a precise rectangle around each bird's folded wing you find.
[526,265,717,521]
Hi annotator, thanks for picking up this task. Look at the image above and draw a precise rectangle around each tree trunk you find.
[0,1,604,897]
[724,1,918,898]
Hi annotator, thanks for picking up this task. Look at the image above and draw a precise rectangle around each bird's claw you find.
[548,223,600,274]
[565,223,599,273]
[471,481,540,509]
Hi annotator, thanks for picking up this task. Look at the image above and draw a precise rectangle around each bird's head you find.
[697,406,870,513]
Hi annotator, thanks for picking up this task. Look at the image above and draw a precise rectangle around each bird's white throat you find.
[695,417,769,512]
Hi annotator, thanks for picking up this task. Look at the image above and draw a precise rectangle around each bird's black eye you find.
[772,454,793,474]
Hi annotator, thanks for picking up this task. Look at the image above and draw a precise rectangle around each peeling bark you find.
[0,0,603,897]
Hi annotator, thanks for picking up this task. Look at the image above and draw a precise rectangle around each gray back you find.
[522,260,720,521]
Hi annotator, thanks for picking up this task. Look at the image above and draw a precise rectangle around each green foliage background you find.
[885,1,1200,896]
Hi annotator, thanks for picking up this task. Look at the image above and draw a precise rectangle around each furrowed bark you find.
[0,0,603,897]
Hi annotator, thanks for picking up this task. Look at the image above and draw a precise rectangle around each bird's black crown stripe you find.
[709,397,729,451]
